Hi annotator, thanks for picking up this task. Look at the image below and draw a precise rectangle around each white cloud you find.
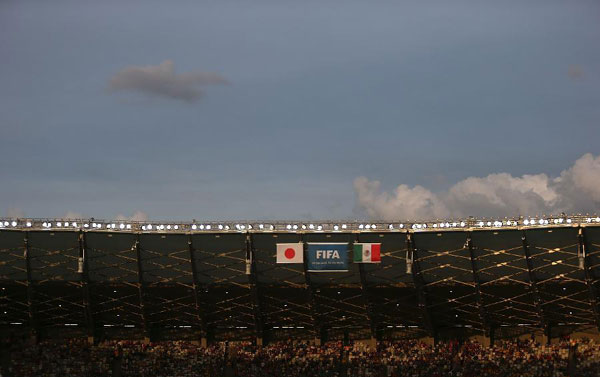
[115,211,149,222]
[354,153,600,220]
[108,60,227,102]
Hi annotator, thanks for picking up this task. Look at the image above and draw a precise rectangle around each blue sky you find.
[1,0,599,221]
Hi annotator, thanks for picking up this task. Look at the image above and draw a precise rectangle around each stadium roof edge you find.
[1,214,599,233]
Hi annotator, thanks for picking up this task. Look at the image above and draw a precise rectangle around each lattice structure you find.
[1,224,600,341]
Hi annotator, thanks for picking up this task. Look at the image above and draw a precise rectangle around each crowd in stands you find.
[3,336,600,377]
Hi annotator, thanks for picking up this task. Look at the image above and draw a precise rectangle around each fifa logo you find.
[316,250,340,259]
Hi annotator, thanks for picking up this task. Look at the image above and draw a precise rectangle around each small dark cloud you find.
[108,60,227,102]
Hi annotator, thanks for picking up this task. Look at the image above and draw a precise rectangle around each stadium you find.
[1,215,600,376]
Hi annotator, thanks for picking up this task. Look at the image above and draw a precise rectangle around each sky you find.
[1,0,600,221]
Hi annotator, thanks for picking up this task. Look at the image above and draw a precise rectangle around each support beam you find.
[467,233,491,334]
[187,235,208,337]
[134,234,150,338]
[79,231,95,336]
[302,235,323,340]
[24,232,38,331]
[246,233,265,341]
[355,234,377,339]
[578,227,600,331]
[521,231,546,329]
[407,233,436,339]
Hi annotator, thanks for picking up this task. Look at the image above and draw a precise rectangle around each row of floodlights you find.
[1,217,600,231]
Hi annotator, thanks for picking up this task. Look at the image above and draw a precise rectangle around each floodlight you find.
[26,222,32,227]
[11,221,17,227]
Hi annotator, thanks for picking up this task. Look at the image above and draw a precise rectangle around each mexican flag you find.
[353,243,381,263]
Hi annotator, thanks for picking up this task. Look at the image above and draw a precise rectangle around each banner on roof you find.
[307,243,348,272]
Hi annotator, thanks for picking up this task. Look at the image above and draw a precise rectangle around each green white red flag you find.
[353,243,381,263]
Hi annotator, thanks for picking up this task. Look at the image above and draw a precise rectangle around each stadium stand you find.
[1,217,600,375]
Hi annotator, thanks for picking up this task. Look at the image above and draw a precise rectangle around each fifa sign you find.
[307,243,348,272]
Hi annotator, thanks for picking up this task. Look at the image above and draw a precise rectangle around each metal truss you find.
[471,231,539,329]
[2,226,600,340]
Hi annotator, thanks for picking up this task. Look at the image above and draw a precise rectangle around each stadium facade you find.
[1,216,599,345]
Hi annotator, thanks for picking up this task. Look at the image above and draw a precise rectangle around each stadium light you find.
[11,221,17,227]
[192,224,197,230]
[26,221,32,227]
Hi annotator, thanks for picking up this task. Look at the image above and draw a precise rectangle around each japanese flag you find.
[276,243,304,263]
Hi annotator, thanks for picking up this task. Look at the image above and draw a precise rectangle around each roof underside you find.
[1,226,600,340]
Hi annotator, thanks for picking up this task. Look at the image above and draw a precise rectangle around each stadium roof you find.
[1,215,599,341]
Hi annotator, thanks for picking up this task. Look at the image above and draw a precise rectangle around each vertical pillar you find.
[521,232,546,330]
[302,235,323,341]
[579,227,600,331]
[407,233,436,339]
[134,234,150,339]
[79,231,95,338]
[246,233,265,344]
[24,232,38,332]
[187,235,208,339]
[467,233,490,335]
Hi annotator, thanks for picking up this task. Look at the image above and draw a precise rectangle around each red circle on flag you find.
[284,248,296,259]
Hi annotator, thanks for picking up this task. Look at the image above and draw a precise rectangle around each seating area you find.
[3,336,600,376]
